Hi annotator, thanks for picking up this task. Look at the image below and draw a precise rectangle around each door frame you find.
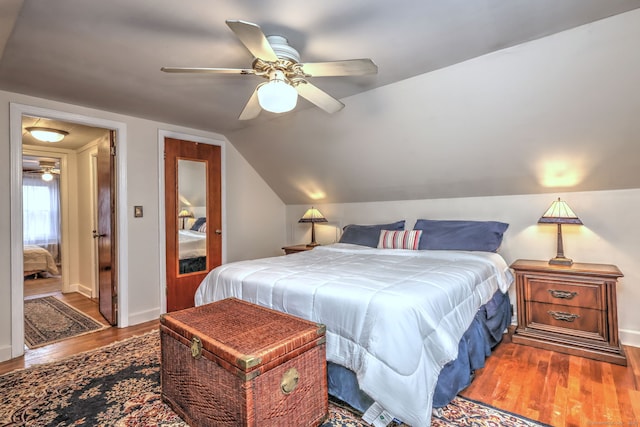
[157,130,227,314]
[9,103,129,358]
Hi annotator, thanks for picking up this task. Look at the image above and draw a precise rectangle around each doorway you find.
[22,151,65,299]
[20,117,114,347]
[10,103,129,358]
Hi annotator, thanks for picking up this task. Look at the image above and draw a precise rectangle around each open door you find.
[96,130,117,325]
[165,137,222,312]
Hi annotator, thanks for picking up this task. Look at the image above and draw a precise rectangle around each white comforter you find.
[178,229,206,259]
[195,243,513,426]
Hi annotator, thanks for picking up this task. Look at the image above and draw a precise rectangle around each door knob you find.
[215,229,222,235]
[92,230,106,239]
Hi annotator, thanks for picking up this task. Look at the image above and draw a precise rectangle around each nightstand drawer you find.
[525,278,602,309]
[526,301,605,339]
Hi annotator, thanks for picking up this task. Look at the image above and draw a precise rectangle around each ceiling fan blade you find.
[300,59,378,77]
[161,66,255,75]
[238,86,262,120]
[295,81,345,114]
[226,20,278,62]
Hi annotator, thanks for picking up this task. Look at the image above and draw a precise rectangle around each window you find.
[23,174,61,253]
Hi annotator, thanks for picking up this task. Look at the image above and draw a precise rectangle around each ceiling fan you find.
[161,20,378,120]
[23,160,60,181]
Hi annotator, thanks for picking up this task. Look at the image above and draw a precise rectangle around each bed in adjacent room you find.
[23,244,59,277]
[178,217,207,274]
[194,220,513,427]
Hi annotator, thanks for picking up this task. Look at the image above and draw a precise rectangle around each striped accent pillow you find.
[198,222,207,233]
[377,230,423,250]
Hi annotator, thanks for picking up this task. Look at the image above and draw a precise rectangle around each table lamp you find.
[538,198,583,266]
[178,209,193,230]
[298,207,328,247]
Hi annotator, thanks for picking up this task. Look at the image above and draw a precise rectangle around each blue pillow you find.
[190,217,206,231]
[413,219,508,252]
[339,220,405,248]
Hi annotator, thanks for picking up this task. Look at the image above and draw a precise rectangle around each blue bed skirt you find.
[327,289,511,412]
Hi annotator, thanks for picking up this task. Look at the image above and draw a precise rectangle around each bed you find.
[194,223,513,426]
[178,229,207,274]
[23,244,59,277]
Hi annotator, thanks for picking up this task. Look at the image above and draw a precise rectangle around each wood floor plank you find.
[565,356,583,427]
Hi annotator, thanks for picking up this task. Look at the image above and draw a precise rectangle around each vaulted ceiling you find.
[2,1,640,204]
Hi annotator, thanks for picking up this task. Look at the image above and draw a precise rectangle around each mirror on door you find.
[177,158,207,275]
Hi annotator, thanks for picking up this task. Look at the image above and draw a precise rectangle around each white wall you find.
[286,189,640,348]
[0,90,286,361]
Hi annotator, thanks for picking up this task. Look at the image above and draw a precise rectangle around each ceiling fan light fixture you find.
[26,127,69,143]
[41,171,54,182]
[257,70,298,113]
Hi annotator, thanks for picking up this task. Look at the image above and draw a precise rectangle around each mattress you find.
[23,245,59,276]
[195,243,513,426]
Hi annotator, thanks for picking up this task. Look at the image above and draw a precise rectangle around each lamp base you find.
[549,256,573,266]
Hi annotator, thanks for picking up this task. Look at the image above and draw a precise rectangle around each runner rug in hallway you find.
[23,295,108,348]
[1,330,549,426]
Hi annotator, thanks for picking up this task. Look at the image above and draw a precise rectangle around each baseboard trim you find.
[68,283,93,299]
[127,307,160,327]
[620,328,640,349]
[0,345,13,363]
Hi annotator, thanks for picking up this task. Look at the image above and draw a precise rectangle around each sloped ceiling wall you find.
[0,0,22,60]
[227,9,640,204]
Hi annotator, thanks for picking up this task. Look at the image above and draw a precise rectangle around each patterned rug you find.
[0,331,548,427]
[23,296,108,348]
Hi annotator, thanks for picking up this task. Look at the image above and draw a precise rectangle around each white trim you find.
[9,105,23,358]
[69,282,93,299]
[157,130,227,315]
[10,103,128,358]
[90,152,99,298]
[620,329,640,349]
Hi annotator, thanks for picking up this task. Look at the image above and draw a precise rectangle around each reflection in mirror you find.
[177,159,207,275]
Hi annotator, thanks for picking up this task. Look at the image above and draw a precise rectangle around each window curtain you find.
[23,174,61,263]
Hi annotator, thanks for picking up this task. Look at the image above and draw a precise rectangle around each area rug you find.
[23,296,108,348]
[0,331,548,427]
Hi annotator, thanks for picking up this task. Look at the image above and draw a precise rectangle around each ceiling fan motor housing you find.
[39,160,57,170]
[266,35,300,63]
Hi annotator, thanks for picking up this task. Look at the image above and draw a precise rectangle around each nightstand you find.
[511,259,626,365]
[282,244,315,255]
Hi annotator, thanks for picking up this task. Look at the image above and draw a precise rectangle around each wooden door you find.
[165,137,222,312]
[96,131,117,325]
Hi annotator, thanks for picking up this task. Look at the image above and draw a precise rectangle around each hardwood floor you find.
[1,317,637,427]
[1,289,158,375]
[24,273,63,297]
[461,338,640,426]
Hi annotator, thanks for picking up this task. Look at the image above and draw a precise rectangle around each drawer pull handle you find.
[548,289,578,300]
[548,311,580,322]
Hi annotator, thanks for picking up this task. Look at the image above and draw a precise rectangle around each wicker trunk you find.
[160,298,328,427]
